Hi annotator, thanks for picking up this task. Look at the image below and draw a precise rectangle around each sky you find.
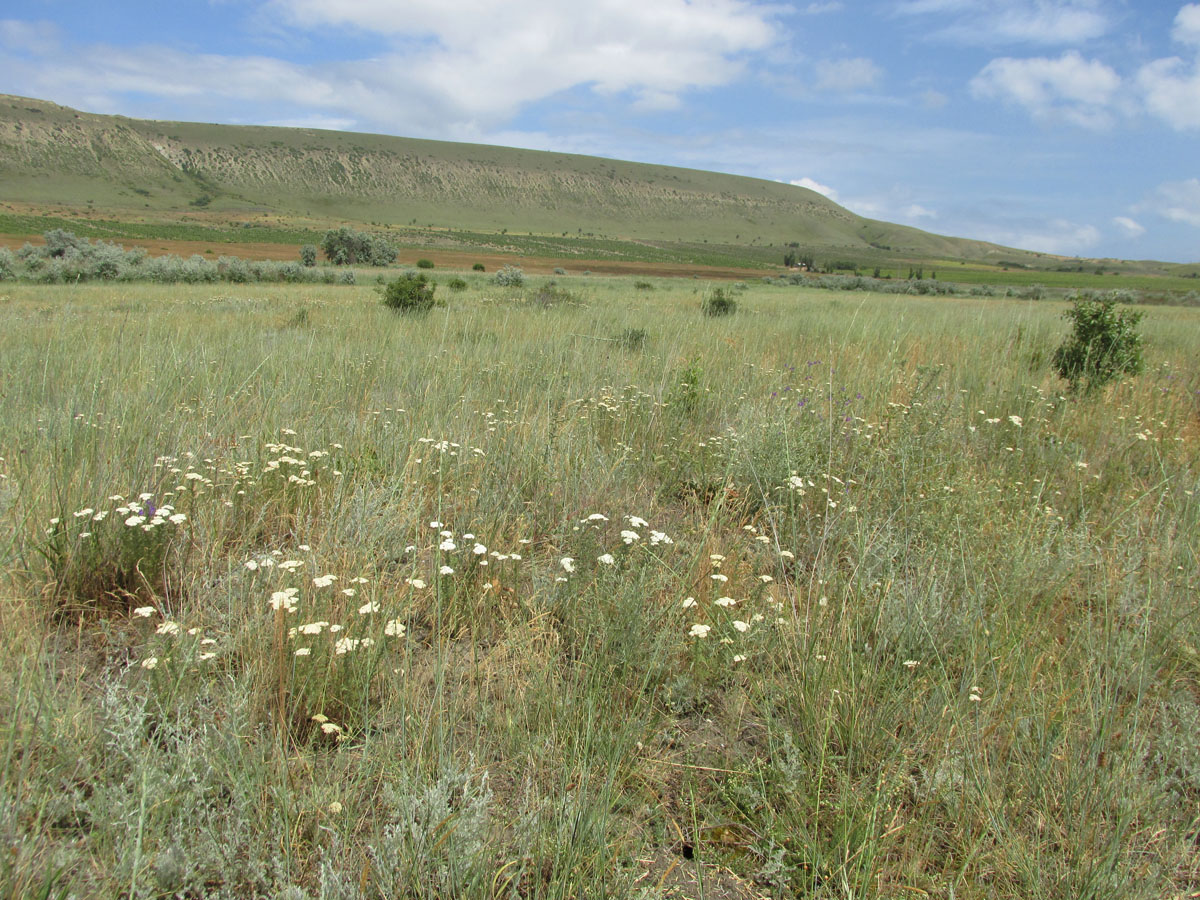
[2,1,1199,263]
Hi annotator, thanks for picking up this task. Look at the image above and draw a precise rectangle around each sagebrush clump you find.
[494,265,525,287]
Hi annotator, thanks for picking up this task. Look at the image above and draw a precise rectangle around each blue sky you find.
[2,1,1198,262]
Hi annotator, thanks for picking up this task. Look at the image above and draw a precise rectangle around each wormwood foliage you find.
[1053,296,1145,391]
[0,279,1196,898]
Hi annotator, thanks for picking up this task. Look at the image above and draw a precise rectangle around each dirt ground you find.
[0,233,773,281]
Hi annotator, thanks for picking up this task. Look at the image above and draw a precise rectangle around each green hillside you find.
[0,93,1054,265]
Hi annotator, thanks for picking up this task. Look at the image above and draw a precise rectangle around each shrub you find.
[494,265,525,287]
[1052,297,1145,391]
[321,227,397,266]
[378,271,438,313]
[701,287,736,317]
[416,258,435,269]
[43,228,88,258]
[299,245,317,267]
[634,280,654,291]
[553,267,567,275]
[447,277,468,291]
[619,327,648,350]
[472,263,486,272]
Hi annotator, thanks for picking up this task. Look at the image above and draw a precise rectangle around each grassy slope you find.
[1,93,1058,265]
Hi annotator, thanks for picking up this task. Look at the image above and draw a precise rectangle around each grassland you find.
[3,93,1119,273]
[0,274,1197,898]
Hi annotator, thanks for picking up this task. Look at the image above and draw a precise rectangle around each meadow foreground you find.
[0,277,1196,898]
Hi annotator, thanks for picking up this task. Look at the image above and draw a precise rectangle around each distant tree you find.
[784,251,797,268]
[321,227,397,266]
[299,245,317,267]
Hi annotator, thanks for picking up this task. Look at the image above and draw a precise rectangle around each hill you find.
[0,93,1056,266]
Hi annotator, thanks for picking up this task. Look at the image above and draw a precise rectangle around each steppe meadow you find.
[0,273,1197,898]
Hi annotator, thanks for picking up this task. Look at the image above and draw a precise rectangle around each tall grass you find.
[0,277,1196,897]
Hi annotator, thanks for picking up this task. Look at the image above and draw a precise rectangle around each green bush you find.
[299,245,317,267]
[416,258,435,269]
[472,263,486,272]
[701,287,736,317]
[618,327,648,350]
[378,271,439,313]
[1052,297,1145,391]
[447,277,468,291]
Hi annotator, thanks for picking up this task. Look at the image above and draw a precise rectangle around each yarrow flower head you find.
[597,553,615,565]
[688,623,711,638]
[269,588,299,612]
[560,557,576,573]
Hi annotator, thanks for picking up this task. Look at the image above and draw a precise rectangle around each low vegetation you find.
[320,227,397,266]
[1,230,359,285]
[1053,296,1146,392]
[0,276,1196,898]
[377,270,439,313]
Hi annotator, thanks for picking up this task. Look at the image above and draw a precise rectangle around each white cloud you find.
[904,204,937,220]
[971,218,1103,254]
[1175,4,1200,46]
[1143,178,1200,226]
[970,51,1120,128]
[894,1,1110,46]
[262,115,360,131]
[0,19,60,54]
[790,177,840,201]
[1,2,779,136]
[814,57,883,92]
[1112,216,1145,238]
[262,0,778,126]
[799,2,843,13]
[1130,5,1200,131]
[920,88,949,108]
[1137,56,1200,130]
